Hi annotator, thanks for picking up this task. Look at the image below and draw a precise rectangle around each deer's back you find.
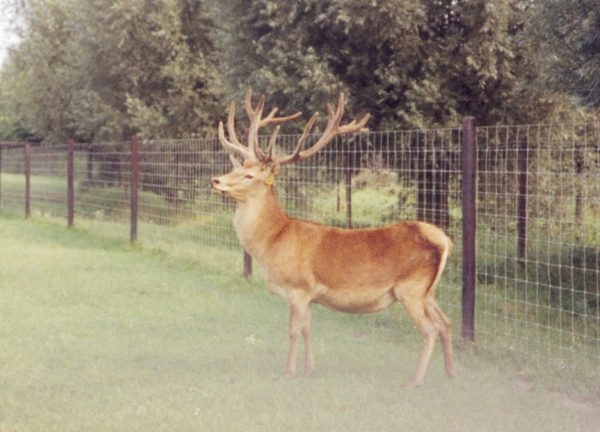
[263,219,448,297]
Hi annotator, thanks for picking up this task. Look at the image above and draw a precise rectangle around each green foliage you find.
[208,0,566,129]
[0,0,597,143]
[0,62,37,140]
[479,245,600,316]
[308,169,416,228]
[533,0,600,108]
[1,0,223,142]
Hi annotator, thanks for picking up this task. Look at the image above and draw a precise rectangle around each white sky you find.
[0,0,19,66]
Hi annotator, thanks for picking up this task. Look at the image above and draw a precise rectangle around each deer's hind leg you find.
[401,297,440,388]
[426,298,454,378]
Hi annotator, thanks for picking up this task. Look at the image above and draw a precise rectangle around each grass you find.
[1,215,599,431]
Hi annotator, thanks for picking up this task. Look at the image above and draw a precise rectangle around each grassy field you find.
[2,172,599,376]
[0,215,598,431]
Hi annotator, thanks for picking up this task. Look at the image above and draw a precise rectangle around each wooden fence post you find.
[86,150,93,182]
[24,144,31,219]
[517,134,528,265]
[243,250,253,279]
[67,140,74,228]
[0,145,3,209]
[130,136,140,243]
[461,117,477,342]
[574,141,585,232]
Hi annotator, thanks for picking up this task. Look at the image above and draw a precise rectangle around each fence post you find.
[461,117,477,342]
[345,151,353,229]
[67,140,74,228]
[243,250,253,279]
[24,144,31,219]
[517,134,528,265]
[130,135,140,243]
[174,152,180,217]
[0,145,3,209]
[574,141,585,231]
[86,150,93,182]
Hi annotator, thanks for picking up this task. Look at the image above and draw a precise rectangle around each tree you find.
[208,0,426,130]
[2,0,223,143]
[208,0,569,229]
[533,0,600,108]
[209,0,560,128]
[0,61,36,141]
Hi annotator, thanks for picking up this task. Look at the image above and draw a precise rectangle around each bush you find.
[479,245,600,315]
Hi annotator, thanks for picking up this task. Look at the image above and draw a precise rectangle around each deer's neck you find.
[233,188,289,259]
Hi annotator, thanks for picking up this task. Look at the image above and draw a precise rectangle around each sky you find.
[0,0,19,66]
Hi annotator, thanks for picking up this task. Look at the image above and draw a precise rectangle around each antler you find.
[218,88,301,163]
[217,89,369,165]
[277,93,370,165]
[217,101,253,161]
[244,88,302,162]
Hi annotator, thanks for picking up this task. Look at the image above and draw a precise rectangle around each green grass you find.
[1,215,599,431]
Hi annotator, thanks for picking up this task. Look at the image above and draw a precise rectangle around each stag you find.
[211,89,454,387]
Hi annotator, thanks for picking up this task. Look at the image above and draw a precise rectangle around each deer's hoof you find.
[408,378,424,389]
[304,368,316,378]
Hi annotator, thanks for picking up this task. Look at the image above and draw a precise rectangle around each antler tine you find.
[261,109,303,126]
[243,88,255,114]
[218,119,253,161]
[243,88,265,159]
[278,113,319,165]
[335,93,345,120]
[263,107,278,121]
[339,113,371,133]
[229,153,242,168]
[266,125,280,160]
[226,102,244,148]
[244,88,265,116]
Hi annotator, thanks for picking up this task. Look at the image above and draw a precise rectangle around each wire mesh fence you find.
[1,121,599,385]
[476,124,600,376]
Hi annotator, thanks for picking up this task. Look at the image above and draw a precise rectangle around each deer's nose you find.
[211,177,220,187]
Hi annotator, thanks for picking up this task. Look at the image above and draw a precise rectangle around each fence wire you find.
[476,124,600,376]
[1,123,599,385]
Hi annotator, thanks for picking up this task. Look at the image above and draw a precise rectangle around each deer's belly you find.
[314,288,396,314]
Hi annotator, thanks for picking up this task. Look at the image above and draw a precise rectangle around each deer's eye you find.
[244,174,254,180]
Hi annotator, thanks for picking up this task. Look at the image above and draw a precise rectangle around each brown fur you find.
[212,162,454,386]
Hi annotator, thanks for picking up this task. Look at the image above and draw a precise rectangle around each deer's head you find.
[211,89,369,202]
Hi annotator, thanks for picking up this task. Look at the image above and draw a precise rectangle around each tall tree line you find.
[0,0,598,143]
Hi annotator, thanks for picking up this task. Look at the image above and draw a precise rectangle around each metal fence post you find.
[24,144,31,219]
[130,135,140,243]
[67,140,74,228]
[461,117,477,342]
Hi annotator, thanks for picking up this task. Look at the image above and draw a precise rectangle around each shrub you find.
[479,245,600,315]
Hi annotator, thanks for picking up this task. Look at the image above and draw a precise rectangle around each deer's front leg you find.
[285,290,311,377]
